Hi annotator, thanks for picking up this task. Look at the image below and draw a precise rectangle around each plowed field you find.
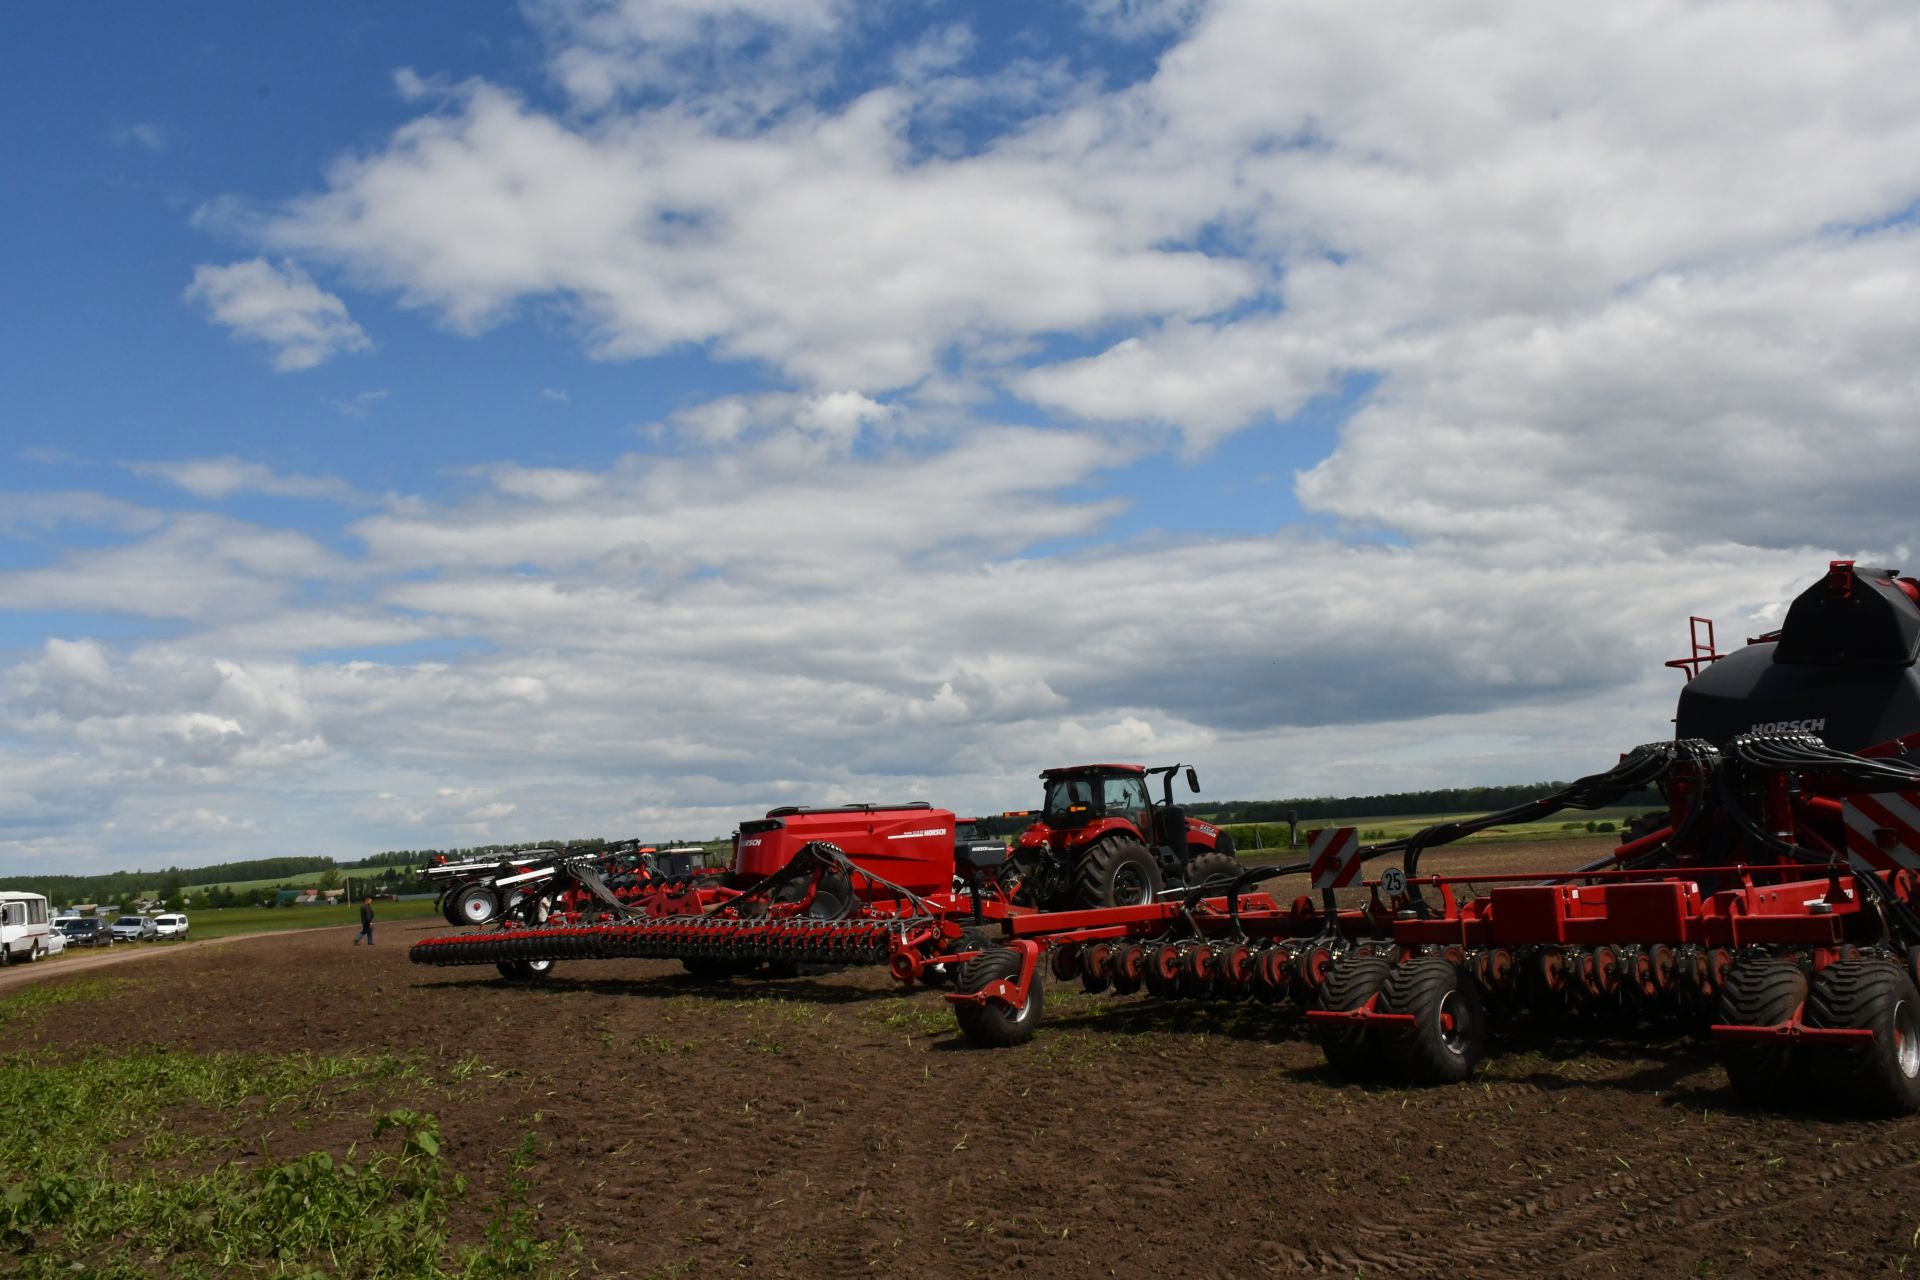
[11,844,1920,1279]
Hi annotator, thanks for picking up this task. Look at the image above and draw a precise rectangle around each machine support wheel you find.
[1716,957,1808,1109]
[454,884,501,926]
[496,958,554,982]
[922,928,991,987]
[1183,850,1243,892]
[1805,958,1920,1116]
[1315,954,1395,1079]
[1380,955,1487,1083]
[955,946,1044,1048]
[1072,835,1162,909]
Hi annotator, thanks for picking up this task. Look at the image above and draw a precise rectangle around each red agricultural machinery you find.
[945,562,1920,1114]
[410,765,1250,985]
[1005,763,1241,909]
[410,801,1025,984]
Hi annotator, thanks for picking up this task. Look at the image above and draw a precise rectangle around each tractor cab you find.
[1016,763,1235,907]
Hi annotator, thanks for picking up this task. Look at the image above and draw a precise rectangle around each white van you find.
[0,891,52,965]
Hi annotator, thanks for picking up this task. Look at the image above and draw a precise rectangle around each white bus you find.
[0,890,52,965]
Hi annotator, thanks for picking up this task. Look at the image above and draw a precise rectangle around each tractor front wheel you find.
[955,946,1044,1048]
[1183,850,1243,892]
[1805,958,1920,1116]
[1073,836,1161,909]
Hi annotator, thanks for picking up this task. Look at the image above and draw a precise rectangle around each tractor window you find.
[1044,778,1095,817]
[1102,776,1150,816]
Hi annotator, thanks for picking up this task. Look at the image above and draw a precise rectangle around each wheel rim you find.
[1896,999,1920,1079]
[1112,865,1151,906]
[458,891,496,924]
[1436,990,1470,1057]
[528,958,553,975]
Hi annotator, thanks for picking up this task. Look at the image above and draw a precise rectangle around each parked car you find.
[41,927,66,956]
[111,915,158,942]
[152,913,189,939]
[62,918,112,947]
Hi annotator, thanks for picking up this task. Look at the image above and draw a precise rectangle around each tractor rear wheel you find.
[1380,955,1487,1083]
[1315,954,1394,1079]
[1805,958,1920,1116]
[1183,850,1243,892]
[955,946,1044,1048]
[1073,836,1161,909]
[1716,956,1808,1109]
[454,884,500,926]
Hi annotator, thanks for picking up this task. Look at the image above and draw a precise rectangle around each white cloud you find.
[127,457,357,503]
[110,120,167,153]
[183,258,371,371]
[333,389,390,419]
[16,2,1920,869]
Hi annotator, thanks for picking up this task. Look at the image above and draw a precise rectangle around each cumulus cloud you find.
[183,258,371,371]
[0,513,341,620]
[127,457,357,503]
[14,2,1920,868]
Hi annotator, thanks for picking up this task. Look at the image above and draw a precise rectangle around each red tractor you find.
[1007,763,1241,909]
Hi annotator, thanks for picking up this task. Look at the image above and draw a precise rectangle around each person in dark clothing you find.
[354,897,375,945]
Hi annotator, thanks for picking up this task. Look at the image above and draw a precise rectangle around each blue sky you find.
[4,1,1919,871]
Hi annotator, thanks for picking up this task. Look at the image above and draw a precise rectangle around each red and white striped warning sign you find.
[1308,826,1363,890]
[1842,792,1920,873]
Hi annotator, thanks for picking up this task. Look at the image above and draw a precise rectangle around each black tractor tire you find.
[440,885,471,927]
[922,928,992,987]
[496,958,554,982]
[1072,836,1161,909]
[1214,830,1237,859]
[682,956,759,981]
[954,946,1044,1048]
[1716,957,1808,1109]
[1379,955,1487,1084]
[453,883,501,926]
[1315,954,1394,1079]
[1183,850,1243,892]
[1805,958,1920,1117]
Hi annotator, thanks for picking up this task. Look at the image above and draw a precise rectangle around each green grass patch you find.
[0,978,133,1029]
[0,1047,571,1278]
[169,898,443,941]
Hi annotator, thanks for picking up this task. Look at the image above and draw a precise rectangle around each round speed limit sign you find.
[1380,866,1407,897]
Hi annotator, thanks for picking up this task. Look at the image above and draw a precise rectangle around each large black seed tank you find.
[1674,563,1920,751]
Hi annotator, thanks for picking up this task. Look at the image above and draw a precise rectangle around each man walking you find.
[354,896,375,946]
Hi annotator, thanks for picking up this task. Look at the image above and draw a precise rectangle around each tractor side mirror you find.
[1186,767,1200,793]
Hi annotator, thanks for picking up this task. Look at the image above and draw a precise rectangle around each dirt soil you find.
[16,843,1920,1280]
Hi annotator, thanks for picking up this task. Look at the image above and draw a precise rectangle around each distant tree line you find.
[1205,782,1663,823]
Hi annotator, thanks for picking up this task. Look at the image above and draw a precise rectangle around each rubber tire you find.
[1072,836,1161,909]
[496,958,554,982]
[1315,955,1394,1079]
[682,956,758,981]
[1805,959,1920,1117]
[922,928,991,988]
[454,884,501,926]
[441,885,473,926]
[1214,830,1237,859]
[1716,957,1808,1109]
[954,946,1044,1048]
[1109,941,1146,996]
[1183,850,1243,892]
[1379,955,1487,1084]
